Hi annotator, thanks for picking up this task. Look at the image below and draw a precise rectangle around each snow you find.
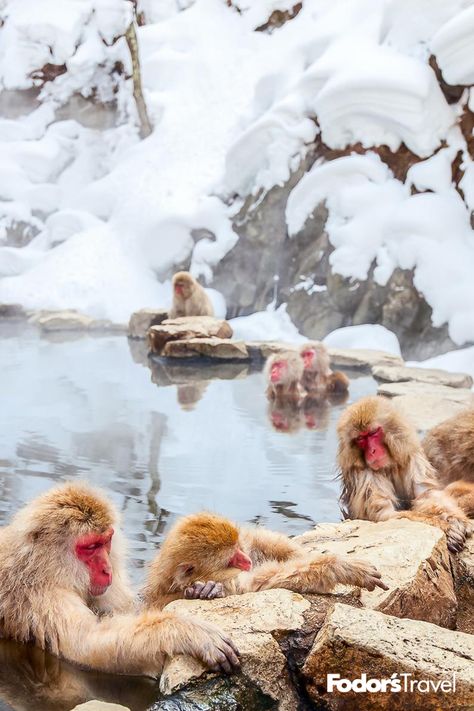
[410,346,474,382]
[0,0,473,345]
[230,304,306,343]
[431,5,474,85]
[323,324,402,356]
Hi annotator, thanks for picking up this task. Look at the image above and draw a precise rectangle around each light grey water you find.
[0,322,377,710]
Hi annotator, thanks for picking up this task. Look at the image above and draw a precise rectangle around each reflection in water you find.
[267,392,349,434]
[0,640,158,711]
[0,324,378,708]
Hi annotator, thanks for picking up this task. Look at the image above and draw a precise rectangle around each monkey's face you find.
[269,359,288,384]
[301,348,316,371]
[177,544,252,586]
[173,279,193,299]
[75,527,114,596]
[355,426,390,471]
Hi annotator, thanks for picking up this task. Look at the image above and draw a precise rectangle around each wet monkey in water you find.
[264,351,304,402]
[337,396,473,552]
[141,512,387,609]
[0,483,239,676]
[169,271,214,318]
[299,341,349,396]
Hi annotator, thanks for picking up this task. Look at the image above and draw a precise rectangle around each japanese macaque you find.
[265,351,304,402]
[169,271,214,319]
[0,483,239,677]
[303,396,331,431]
[423,409,474,486]
[337,396,473,552]
[142,512,387,609]
[177,382,208,411]
[299,341,349,396]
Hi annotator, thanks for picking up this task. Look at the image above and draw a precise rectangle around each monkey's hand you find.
[184,580,226,600]
[184,619,240,674]
[340,559,389,592]
[440,515,471,553]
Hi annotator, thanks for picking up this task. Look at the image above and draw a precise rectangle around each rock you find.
[0,303,28,319]
[71,703,130,711]
[149,676,278,710]
[303,603,474,710]
[373,364,473,389]
[33,310,95,331]
[245,341,298,361]
[454,536,474,635]
[377,381,474,430]
[148,317,233,355]
[328,348,404,371]
[128,308,169,339]
[163,338,248,360]
[160,590,309,710]
[296,519,457,629]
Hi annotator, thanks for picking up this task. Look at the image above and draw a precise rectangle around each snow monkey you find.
[141,512,388,609]
[265,351,304,402]
[169,271,214,319]
[337,396,473,552]
[0,483,239,676]
[299,341,349,396]
[423,409,474,488]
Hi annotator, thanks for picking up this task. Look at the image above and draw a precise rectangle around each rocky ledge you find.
[154,519,474,711]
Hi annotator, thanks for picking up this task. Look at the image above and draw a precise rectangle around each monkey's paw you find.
[190,620,240,674]
[344,559,389,591]
[184,580,225,600]
[443,516,470,553]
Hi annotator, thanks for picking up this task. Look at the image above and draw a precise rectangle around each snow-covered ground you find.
[0,0,474,347]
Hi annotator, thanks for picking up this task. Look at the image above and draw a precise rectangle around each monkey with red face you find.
[142,512,387,609]
[0,483,240,676]
[299,342,349,396]
[337,396,472,552]
[264,351,304,403]
[169,271,214,319]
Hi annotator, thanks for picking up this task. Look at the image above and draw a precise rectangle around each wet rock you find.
[377,381,474,430]
[148,317,233,355]
[149,676,277,710]
[163,338,248,360]
[296,519,457,629]
[149,358,250,386]
[128,308,169,339]
[160,590,309,710]
[71,703,131,711]
[372,364,473,389]
[328,348,404,371]
[303,603,474,710]
[0,303,28,320]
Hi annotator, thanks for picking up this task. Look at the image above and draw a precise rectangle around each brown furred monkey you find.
[423,408,474,487]
[264,351,304,402]
[169,271,214,318]
[0,483,239,677]
[299,341,349,396]
[337,396,473,552]
[141,512,387,609]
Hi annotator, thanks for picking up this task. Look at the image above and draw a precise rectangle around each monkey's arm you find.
[50,593,239,676]
[237,555,388,594]
[240,526,302,565]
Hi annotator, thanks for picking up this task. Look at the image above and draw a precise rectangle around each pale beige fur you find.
[169,271,214,318]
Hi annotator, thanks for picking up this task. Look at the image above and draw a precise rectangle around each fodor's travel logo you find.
[327,673,457,694]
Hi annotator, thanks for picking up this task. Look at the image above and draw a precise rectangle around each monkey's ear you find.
[175,562,195,583]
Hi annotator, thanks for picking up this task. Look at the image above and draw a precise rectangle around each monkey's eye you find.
[85,543,100,551]
[368,427,382,437]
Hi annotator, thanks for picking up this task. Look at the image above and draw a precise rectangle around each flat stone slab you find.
[31,310,127,333]
[377,381,474,430]
[303,603,474,710]
[163,338,249,360]
[245,341,298,360]
[296,519,456,629]
[373,364,473,389]
[328,348,404,371]
[149,358,250,385]
[161,590,309,710]
[128,308,168,339]
[148,317,233,355]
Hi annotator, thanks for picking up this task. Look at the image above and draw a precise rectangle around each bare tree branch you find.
[125,21,153,139]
